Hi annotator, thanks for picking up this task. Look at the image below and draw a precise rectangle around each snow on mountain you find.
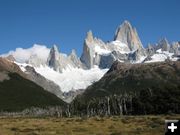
[1,20,180,94]
[94,46,111,55]
[80,21,147,69]
[145,49,176,63]
[110,40,132,54]
[35,65,108,92]
[47,45,84,72]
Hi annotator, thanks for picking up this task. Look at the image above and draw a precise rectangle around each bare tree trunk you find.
[107,97,110,116]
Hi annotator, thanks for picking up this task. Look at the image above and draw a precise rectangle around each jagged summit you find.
[86,30,94,42]
[1,20,180,95]
[47,45,60,71]
[70,49,77,56]
[157,38,170,51]
[52,44,59,52]
[114,20,143,51]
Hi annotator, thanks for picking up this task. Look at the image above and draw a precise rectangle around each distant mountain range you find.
[0,20,180,110]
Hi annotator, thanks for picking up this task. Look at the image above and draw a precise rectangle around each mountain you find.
[170,41,180,56]
[5,56,65,100]
[114,20,143,51]
[156,38,170,51]
[144,39,180,63]
[71,60,180,115]
[80,21,147,69]
[0,58,66,112]
[1,20,180,98]
[24,66,63,99]
[47,45,84,72]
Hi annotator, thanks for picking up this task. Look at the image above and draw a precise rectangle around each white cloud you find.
[1,44,50,63]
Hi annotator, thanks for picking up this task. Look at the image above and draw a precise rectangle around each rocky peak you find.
[69,49,79,63]
[114,20,143,51]
[70,49,77,57]
[157,38,170,51]
[146,43,155,55]
[86,30,94,43]
[47,45,60,71]
[170,42,180,55]
[80,30,96,69]
[51,45,59,55]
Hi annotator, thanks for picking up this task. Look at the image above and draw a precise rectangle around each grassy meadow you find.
[0,115,179,135]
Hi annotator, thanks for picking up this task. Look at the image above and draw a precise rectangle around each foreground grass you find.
[0,115,179,135]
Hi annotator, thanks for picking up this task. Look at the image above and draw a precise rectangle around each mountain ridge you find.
[0,58,66,112]
[1,20,180,96]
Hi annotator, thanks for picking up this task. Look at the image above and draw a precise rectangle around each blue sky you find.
[0,0,180,56]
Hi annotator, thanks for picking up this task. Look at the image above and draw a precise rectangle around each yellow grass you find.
[0,115,179,135]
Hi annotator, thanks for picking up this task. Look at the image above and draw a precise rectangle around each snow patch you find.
[94,45,111,55]
[14,62,30,72]
[145,50,175,63]
[110,40,131,54]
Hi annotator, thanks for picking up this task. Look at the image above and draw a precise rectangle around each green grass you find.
[0,115,179,135]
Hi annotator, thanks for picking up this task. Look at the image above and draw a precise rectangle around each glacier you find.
[35,65,108,92]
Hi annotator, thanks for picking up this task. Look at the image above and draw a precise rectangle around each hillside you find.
[0,58,66,112]
[71,61,180,116]
[0,73,66,112]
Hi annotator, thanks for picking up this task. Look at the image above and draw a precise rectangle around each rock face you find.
[47,45,61,71]
[146,44,155,56]
[170,42,180,55]
[156,38,170,51]
[80,21,147,69]
[68,49,84,68]
[114,20,143,51]
[80,31,96,69]
[47,45,84,72]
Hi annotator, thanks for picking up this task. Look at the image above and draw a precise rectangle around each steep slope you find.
[7,57,64,100]
[80,21,147,69]
[0,58,66,112]
[114,20,143,51]
[71,61,180,115]
[24,66,63,98]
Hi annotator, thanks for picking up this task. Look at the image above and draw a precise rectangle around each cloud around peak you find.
[1,44,50,63]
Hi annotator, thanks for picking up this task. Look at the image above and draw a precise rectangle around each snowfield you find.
[35,66,108,92]
[145,49,176,63]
